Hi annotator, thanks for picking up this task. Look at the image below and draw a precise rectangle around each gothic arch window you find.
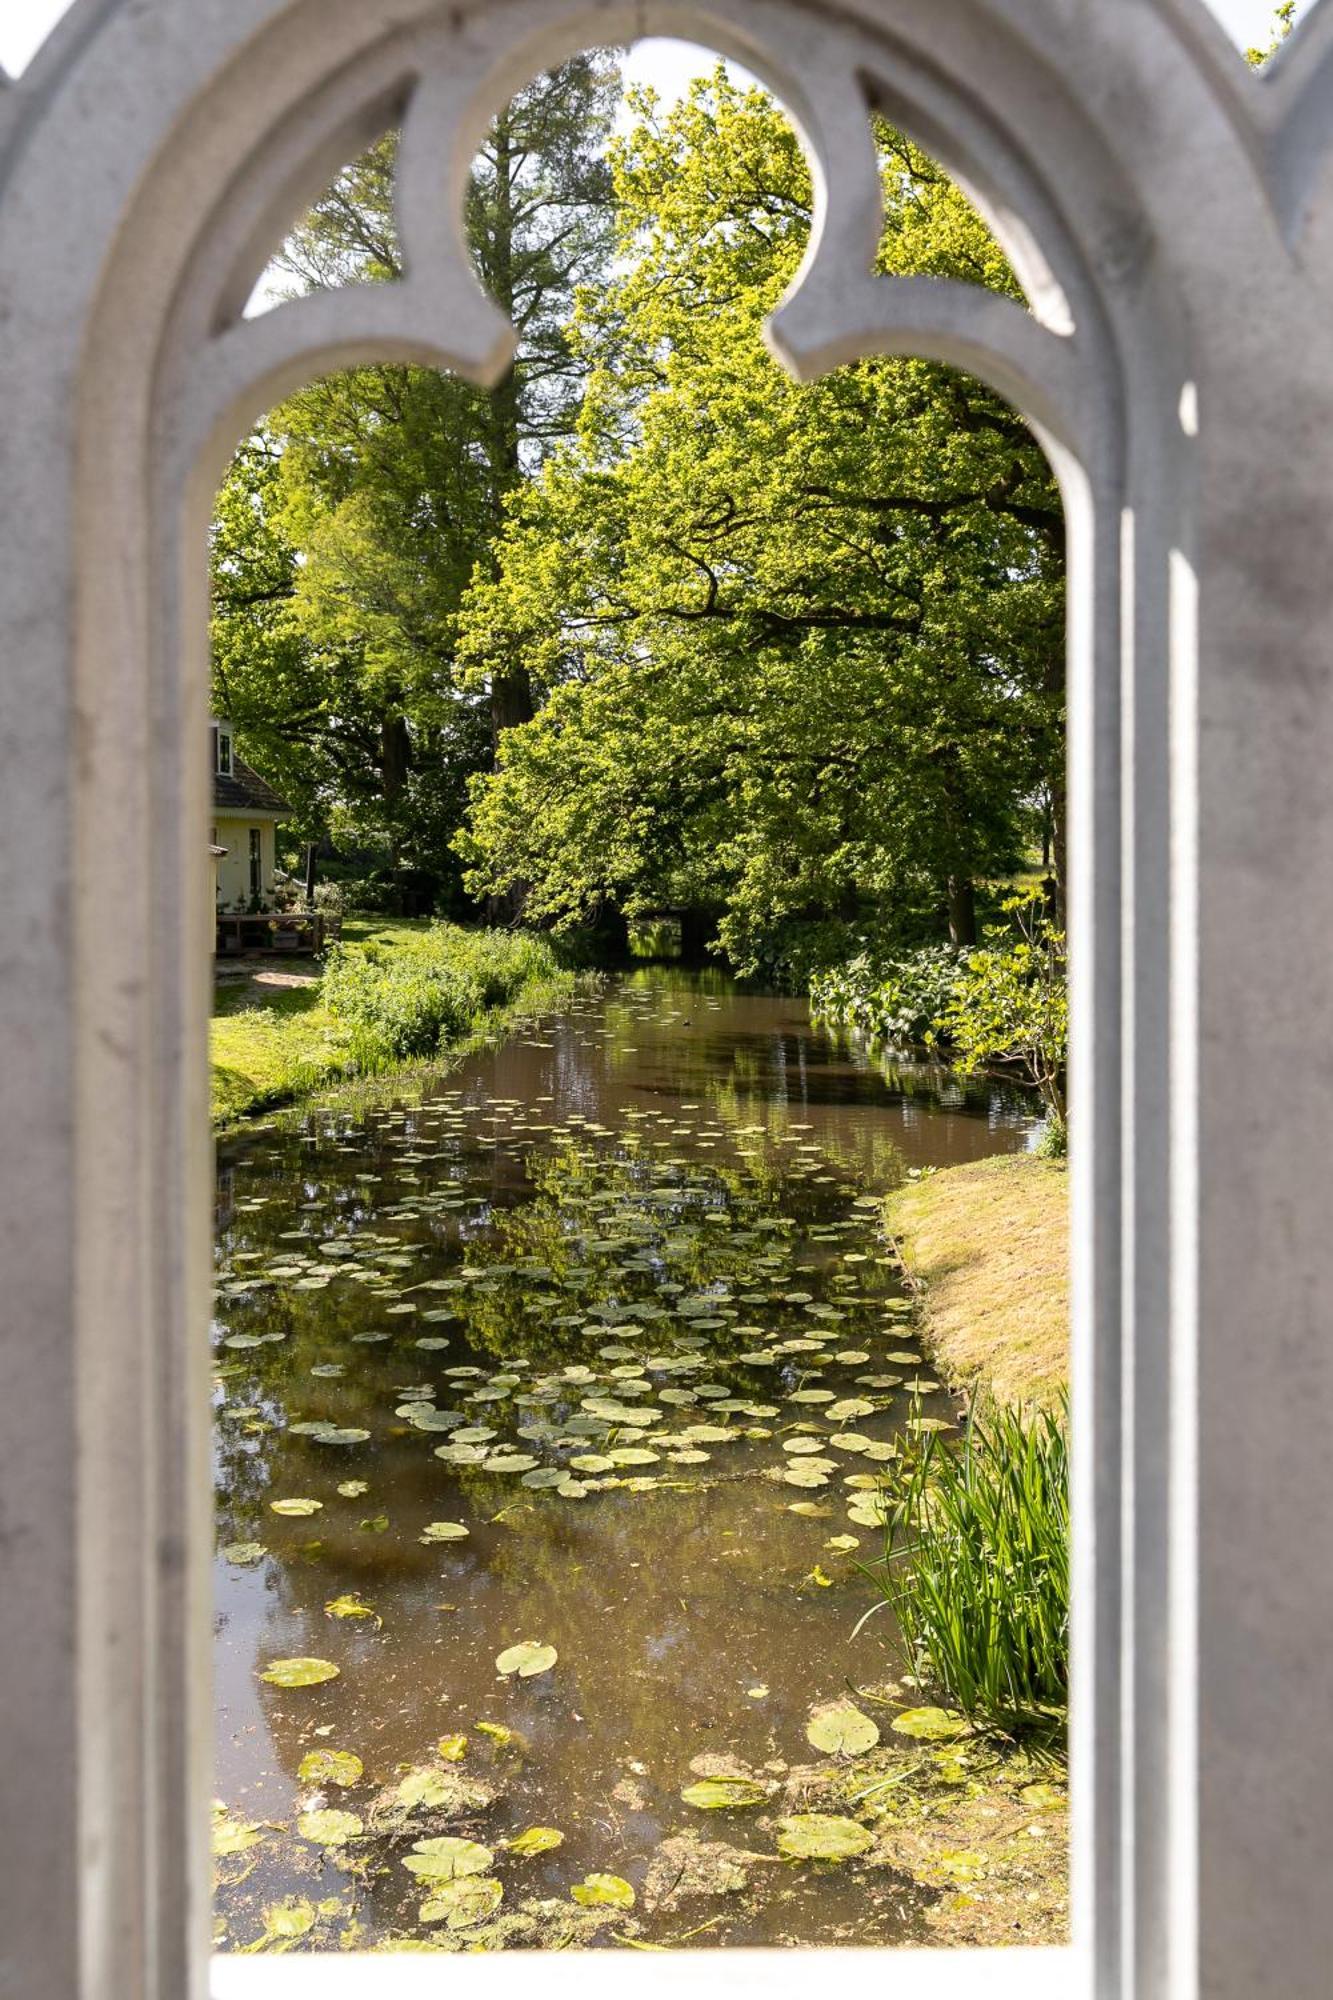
[4,5,1333,1999]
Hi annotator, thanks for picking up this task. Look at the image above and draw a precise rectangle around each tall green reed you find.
[861,1396,1069,1735]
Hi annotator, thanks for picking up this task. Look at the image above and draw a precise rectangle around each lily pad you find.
[324,1593,376,1622]
[890,1706,970,1742]
[806,1702,880,1757]
[506,1824,565,1856]
[212,1811,264,1857]
[402,1835,494,1881]
[260,1656,339,1687]
[495,1639,557,1678]
[221,1541,266,1566]
[336,1480,369,1499]
[419,1521,470,1544]
[296,1808,363,1846]
[269,1498,322,1517]
[396,1767,456,1812]
[298,1748,363,1788]
[774,1813,874,1861]
[420,1876,503,1930]
[681,1776,768,1809]
[258,1896,316,1942]
[571,1872,636,1909]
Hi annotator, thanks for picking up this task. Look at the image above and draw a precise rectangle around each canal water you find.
[212,969,1037,1952]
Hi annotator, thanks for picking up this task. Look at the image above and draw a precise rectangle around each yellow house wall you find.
[211,814,279,910]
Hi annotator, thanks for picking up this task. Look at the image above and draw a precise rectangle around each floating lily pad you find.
[324,1593,376,1622]
[396,1767,456,1812]
[775,1813,874,1861]
[681,1776,768,1809]
[496,1639,557,1678]
[269,1498,322,1517]
[506,1824,565,1856]
[212,1811,264,1857]
[420,1876,503,1929]
[260,1656,340,1687]
[336,1480,369,1498]
[298,1748,363,1787]
[571,1872,635,1909]
[257,1896,316,1942]
[806,1702,880,1757]
[419,1521,469,1544]
[221,1541,266,1566]
[296,1808,363,1846]
[402,1835,494,1881]
[890,1706,969,1741]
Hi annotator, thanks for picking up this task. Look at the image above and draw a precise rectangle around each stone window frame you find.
[4,3,1333,1998]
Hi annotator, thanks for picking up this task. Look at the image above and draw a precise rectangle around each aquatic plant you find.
[862,1397,1069,1734]
[810,946,967,1051]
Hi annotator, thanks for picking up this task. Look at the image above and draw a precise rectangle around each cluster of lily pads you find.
[212,981,968,1949]
[216,1639,983,1949]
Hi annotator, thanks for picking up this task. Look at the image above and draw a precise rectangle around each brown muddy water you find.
[212,969,1038,1953]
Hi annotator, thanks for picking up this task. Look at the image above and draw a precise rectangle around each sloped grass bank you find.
[211,922,575,1128]
[884,1154,1068,1409]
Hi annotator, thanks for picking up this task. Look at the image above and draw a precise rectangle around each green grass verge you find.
[210,920,573,1128]
[884,1153,1068,1410]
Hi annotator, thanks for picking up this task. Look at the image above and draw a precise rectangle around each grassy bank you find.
[884,1153,1068,1409]
[210,920,575,1128]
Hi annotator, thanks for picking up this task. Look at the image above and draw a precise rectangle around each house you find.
[210,717,289,912]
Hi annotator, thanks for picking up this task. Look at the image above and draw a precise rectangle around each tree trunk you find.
[947,875,977,947]
[490,666,534,753]
[482,109,535,752]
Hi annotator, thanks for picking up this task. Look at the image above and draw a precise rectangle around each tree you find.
[455,71,1065,973]
[210,56,621,895]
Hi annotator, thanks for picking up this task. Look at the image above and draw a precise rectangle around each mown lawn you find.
[884,1153,1068,1409]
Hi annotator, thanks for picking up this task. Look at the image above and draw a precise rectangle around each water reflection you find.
[212,971,1036,1951]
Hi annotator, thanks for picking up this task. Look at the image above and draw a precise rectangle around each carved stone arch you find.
[7,6,1333,2000]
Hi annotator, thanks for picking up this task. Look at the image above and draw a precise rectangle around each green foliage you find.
[865,1399,1069,1733]
[811,945,967,1048]
[1247,1,1298,65]
[940,890,1067,1129]
[456,71,1064,970]
[210,58,621,897]
[321,923,566,1063]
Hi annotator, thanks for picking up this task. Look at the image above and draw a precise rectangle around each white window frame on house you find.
[5,4,1333,2000]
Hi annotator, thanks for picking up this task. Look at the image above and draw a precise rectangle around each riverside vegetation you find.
[211,973,1068,1952]
[211,922,575,1126]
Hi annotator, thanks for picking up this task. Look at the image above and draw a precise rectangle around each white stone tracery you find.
[4,4,1333,1998]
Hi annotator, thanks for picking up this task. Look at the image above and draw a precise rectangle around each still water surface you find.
[213,971,1036,1951]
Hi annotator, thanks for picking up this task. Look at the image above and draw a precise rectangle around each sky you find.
[0,2,1301,80]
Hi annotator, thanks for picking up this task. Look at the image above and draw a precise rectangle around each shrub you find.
[810,944,967,1048]
[861,1397,1069,1734]
[940,890,1068,1132]
[322,924,564,1065]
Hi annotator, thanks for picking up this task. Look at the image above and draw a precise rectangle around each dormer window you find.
[211,722,233,776]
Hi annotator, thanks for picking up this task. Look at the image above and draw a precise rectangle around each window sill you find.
[213,1944,1080,1999]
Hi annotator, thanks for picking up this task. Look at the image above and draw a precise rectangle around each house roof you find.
[213,753,289,817]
